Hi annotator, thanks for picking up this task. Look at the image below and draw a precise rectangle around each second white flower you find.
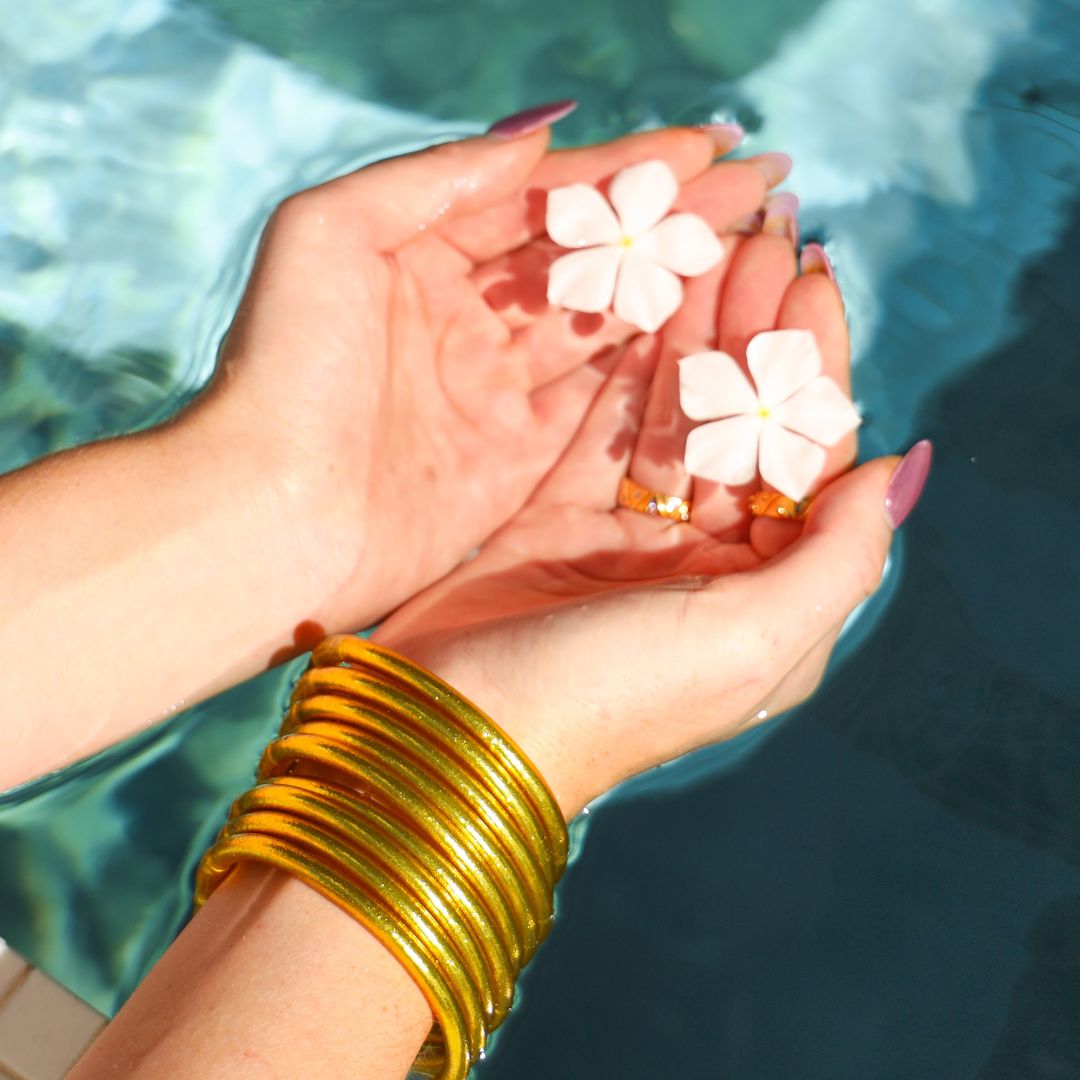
[679,329,862,501]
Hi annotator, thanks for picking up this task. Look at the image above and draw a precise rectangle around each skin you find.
[0,125,767,791]
[374,231,895,818]
[72,231,899,1080]
[0,126,901,1077]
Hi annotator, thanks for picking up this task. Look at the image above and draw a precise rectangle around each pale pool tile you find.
[0,969,105,1080]
[0,942,28,1003]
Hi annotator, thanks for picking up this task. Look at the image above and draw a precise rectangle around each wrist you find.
[368,628,596,820]
[174,390,381,642]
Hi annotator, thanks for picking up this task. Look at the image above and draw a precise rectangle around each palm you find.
[373,148,774,566]
[382,229,851,637]
[218,129,771,630]
[376,229,861,813]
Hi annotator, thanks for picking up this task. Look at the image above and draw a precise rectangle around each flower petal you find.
[771,376,862,446]
[758,421,826,501]
[546,183,621,248]
[678,350,758,421]
[684,416,762,485]
[746,329,822,409]
[608,159,679,238]
[613,251,683,332]
[636,213,725,277]
[547,247,622,313]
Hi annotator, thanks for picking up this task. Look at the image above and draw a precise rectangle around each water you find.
[1,1,1078,1076]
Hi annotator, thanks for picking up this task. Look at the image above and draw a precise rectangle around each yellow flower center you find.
[619,235,634,248]
[758,405,771,419]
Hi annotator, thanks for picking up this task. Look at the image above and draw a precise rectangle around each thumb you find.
[317,127,553,251]
[741,444,932,644]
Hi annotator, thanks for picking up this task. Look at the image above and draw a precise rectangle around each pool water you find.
[1,1,1079,1077]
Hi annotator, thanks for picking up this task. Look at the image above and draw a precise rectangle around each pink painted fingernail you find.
[800,242,836,282]
[749,151,793,188]
[884,440,933,529]
[699,122,745,154]
[763,192,799,246]
[487,99,578,139]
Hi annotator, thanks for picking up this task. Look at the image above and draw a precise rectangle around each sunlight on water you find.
[1,0,1078,1076]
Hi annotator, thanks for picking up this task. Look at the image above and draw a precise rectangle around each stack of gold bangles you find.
[195,635,568,1080]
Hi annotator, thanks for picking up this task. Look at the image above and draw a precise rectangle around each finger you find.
[442,127,720,263]
[688,233,799,537]
[531,336,661,509]
[657,458,895,752]
[748,260,853,557]
[741,152,793,191]
[474,159,768,328]
[676,160,769,228]
[305,130,551,252]
[737,456,900,650]
[622,236,744,502]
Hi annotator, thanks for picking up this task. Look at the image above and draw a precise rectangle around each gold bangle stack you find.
[194,635,568,1080]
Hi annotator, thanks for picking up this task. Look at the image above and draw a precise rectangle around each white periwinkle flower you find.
[679,329,861,501]
[545,159,724,333]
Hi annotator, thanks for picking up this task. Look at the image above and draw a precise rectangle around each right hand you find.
[374,233,902,816]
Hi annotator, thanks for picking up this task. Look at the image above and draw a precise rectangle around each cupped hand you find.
[191,124,769,636]
[374,233,901,818]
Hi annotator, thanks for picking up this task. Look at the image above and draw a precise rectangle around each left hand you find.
[190,126,769,635]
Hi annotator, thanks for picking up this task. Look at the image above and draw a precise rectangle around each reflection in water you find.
[978,896,1080,1078]
[814,195,1080,867]
[0,0,1078,1076]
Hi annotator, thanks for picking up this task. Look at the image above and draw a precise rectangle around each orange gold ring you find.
[748,491,813,521]
[617,477,691,523]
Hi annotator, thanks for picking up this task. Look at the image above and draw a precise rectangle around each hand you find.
[374,233,901,817]
[190,125,770,635]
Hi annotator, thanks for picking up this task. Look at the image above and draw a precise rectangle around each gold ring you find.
[617,477,691,523]
[748,491,813,521]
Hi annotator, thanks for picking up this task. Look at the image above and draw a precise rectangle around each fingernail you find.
[731,208,765,234]
[487,99,578,139]
[698,122,745,155]
[799,242,836,282]
[884,440,933,529]
[763,192,799,246]
[748,151,793,188]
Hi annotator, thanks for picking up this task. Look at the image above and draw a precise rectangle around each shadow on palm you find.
[381,227,852,653]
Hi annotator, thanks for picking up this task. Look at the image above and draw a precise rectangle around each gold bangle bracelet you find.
[309,637,568,870]
[270,721,548,950]
[197,832,473,1079]
[195,636,570,1080]
[291,669,560,888]
[261,730,531,967]
[219,810,488,1053]
[283,697,556,910]
[230,776,517,1023]
[225,801,502,1029]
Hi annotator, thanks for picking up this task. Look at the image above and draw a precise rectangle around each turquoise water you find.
[1,1,1079,1076]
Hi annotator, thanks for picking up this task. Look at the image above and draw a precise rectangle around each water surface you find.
[1,1,1078,1076]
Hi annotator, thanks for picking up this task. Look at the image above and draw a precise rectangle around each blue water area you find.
[1,1,1079,1077]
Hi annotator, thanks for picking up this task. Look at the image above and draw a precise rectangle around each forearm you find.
[68,645,582,1080]
[0,407,350,791]
[68,864,433,1080]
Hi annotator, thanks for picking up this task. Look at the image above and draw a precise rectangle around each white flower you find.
[679,329,861,501]
[545,159,725,333]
